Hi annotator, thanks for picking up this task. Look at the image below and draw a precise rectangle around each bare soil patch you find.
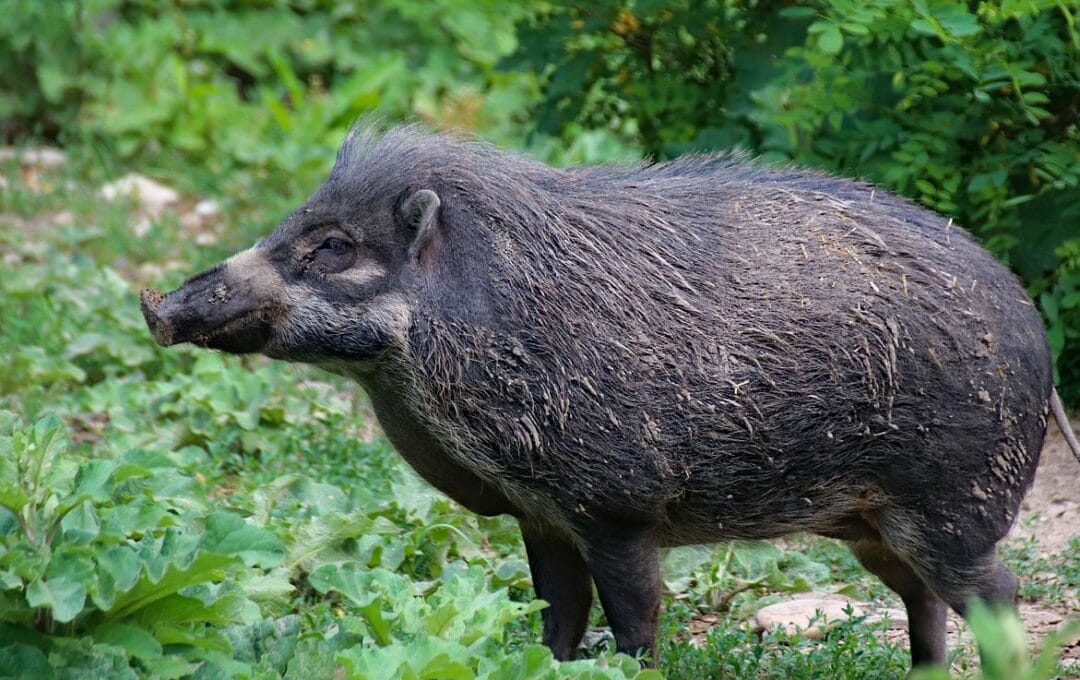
[1009,417,1080,662]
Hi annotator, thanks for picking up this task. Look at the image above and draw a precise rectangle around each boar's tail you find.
[1050,389,1080,464]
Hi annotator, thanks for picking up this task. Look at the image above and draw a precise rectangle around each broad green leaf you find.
[201,511,285,567]
[135,655,198,680]
[967,601,1028,677]
[240,567,295,602]
[309,564,410,646]
[91,622,163,661]
[97,545,141,594]
[60,500,100,543]
[818,25,843,55]
[481,644,555,679]
[337,635,474,680]
[283,510,374,572]
[103,551,236,622]
[71,460,117,502]
[0,482,29,513]
[150,623,232,652]
[12,416,71,506]
[223,615,301,671]
[661,546,716,594]
[63,332,113,360]
[0,570,22,590]
[730,541,782,578]
[26,576,86,623]
[0,643,51,679]
[36,63,70,102]
[309,563,408,610]
[936,7,980,37]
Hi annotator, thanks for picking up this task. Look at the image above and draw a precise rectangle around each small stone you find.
[578,627,614,650]
[100,174,179,215]
[688,614,719,635]
[193,199,220,218]
[47,210,74,226]
[753,595,867,640]
[0,146,67,169]
[180,212,203,231]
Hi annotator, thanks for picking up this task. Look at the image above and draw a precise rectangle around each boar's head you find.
[140,129,446,367]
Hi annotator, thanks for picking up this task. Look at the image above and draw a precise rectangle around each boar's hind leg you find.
[874,509,1020,615]
[849,539,948,667]
[869,509,1021,666]
[521,525,593,660]
[586,526,661,662]
[921,553,1019,617]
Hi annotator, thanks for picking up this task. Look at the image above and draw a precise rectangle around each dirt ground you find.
[1020,418,1080,556]
[1010,416,1080,662]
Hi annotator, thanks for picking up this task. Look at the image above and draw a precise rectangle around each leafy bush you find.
[0,412,664,678]
[512,0,1080,403]
[0,414,291,677]
[0,0,536,191]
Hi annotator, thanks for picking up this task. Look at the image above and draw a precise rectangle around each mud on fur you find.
[140,124,1080,671]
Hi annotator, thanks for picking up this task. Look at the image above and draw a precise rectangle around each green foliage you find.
[0,0,537,192]
[662,541,840,616]
[0,414,290,676]
[513,0,1080,403]
[0,393,661,677]
[304,563,654,679]
[659,613,911,679]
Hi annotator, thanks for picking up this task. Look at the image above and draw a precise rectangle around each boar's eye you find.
[310,236,356,273]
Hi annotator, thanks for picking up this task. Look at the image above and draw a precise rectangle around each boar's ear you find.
[402,189,441,262]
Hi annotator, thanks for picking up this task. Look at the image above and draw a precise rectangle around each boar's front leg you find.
[586,525,661,661]
[521,524,593,660]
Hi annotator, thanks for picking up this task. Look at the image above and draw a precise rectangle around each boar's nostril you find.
[139,288,174,346]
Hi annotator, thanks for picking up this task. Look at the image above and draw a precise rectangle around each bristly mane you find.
[323,122,895,248]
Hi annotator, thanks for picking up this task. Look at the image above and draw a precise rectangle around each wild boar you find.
[140,125,1080,669]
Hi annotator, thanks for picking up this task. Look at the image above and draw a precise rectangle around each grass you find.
[0,150,1076,679]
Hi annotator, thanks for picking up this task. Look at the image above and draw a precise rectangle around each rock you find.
[180,212,203,231]
[100,174,179,215]
[46,210,74,227]
[133,217,153,238]
[193,199,220,218]
[179,198,221,245]
[753,595,869,640]
[687,613,721,648]
[578,627,615,650]
[0,147,67,169]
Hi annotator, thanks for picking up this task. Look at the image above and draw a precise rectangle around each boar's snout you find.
[140,288,174,346]
[139,262,279,355]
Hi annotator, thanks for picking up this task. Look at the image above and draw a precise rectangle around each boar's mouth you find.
[140,286,279,355]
